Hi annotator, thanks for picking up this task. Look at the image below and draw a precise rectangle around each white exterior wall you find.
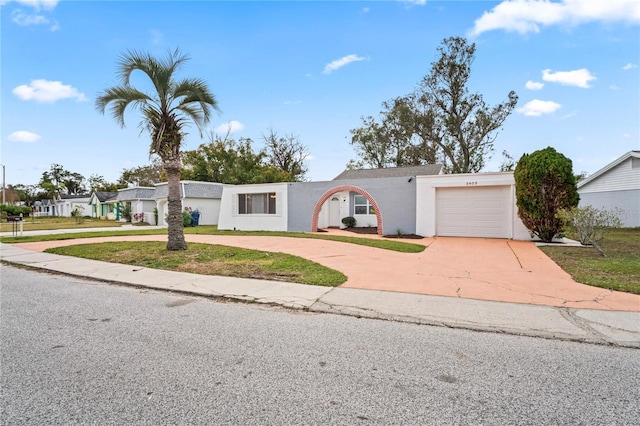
[579,158,640,193]
[416,173,530,240]
[317,191,350,229]
[218,183,288,231]
[56,200,90,217]
[182,198,221,226]
[130,200,157,225]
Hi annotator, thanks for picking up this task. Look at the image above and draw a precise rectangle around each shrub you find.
[514,147,579,242]
[0,204,31,217]
[120,203,132,222]
[341,216,356,228]
[154,207,158,225]
[71,206,85,224]
[183,210,193,227]
[557,205,623,246]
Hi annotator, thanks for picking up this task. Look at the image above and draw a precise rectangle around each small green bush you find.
[183,210,193,227]
[0,204,31,217]
[341,216,356,228]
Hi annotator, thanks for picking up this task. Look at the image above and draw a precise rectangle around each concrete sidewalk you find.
[2,242,639,348]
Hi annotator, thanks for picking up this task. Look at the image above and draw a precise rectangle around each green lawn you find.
[46,241,347,286]
[1,224,426,253]
[539,228,640,295]
[0,216,125,232]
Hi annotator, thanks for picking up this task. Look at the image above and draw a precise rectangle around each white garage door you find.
[436,186,511,238]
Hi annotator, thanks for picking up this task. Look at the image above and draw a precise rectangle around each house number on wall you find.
[466,181,478,186]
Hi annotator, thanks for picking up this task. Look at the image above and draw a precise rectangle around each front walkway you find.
[11,232,640,312]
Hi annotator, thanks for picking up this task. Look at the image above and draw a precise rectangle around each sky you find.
[1,0,639,188]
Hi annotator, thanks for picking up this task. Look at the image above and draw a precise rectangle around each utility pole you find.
[2,164,5,204]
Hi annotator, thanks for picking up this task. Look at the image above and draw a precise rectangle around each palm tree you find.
[96,48,219,250]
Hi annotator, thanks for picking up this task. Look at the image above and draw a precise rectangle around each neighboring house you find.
[33,199,55,216]
[89,191,118,219]
[154,181,225,226]
[117,187,157,225]
[54,194,91,217]
[577,151,640,227]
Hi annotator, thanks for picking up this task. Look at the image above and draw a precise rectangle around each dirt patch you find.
[342,227,424,239]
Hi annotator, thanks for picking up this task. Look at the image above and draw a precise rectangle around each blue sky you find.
[1,0,639,188]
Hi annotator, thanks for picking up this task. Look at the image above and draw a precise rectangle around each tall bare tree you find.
[96,48,219,250]
[262,128,309,181]
[349,37,518,173]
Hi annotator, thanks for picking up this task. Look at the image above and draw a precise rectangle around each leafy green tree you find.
[182,133,291,184]
[349,37,518,173]
[262,128,309,181]
[88,174,120,193]
[39,163,69,196]
[96,48,219,250]
[61,172,86,195]
[117,158,165,188]
[514,147,579,242]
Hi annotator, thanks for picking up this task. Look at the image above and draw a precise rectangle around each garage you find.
[436,186,511,238]
[415,172,531,240]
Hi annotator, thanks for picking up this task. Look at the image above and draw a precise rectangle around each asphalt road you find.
[2,265,639,425]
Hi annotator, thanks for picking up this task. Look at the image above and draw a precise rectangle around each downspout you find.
[181,181,186,210]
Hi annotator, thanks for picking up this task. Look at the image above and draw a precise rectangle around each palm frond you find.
[95,86,153,128]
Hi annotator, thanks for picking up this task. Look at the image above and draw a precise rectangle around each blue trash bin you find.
[191,211,200,226]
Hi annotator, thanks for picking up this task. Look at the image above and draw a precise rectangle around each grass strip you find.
[539,228,640,295]
[46,241,347,287]
[2,225,425,253]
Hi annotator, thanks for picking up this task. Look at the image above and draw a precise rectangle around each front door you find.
[329,197,341,227]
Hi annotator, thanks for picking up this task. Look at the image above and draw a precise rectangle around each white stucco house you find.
[54,194,92,217]
[577,151,640,227]
[154,181,225,226]
[217,166,531,240]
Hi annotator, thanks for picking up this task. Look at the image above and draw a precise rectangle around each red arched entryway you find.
[311,185,383,236]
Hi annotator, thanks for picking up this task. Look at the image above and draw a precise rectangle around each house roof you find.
[153,181,225,199]
[333,164,443,180]
[91,191,118,202]
[116,187,155,201]
[59,194,91,200]
[577,151,640,188]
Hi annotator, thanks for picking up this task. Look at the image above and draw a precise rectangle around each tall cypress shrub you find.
[514,147,579,242]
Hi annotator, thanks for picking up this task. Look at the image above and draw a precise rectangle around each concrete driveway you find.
[12,233,640,312]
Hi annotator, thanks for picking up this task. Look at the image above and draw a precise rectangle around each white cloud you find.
[518,99,562,116]
[622,63,638,70]
[610,85,620,90]
[398,0,427,5]
[214,120,244,135]
[7,0,59,30]
[525,80,544,90]
[470,0,640,36]
[3,0,59,11]
[150,29,163,45]
[323,54,366,74]
[542,68,595,88]
[8,130,42,143]
[13,79,87,103]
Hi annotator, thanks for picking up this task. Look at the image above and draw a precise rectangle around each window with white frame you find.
[238,193,277,214]
[354,194,375,215]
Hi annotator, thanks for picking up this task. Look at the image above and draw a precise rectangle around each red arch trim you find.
[311,185,383,236]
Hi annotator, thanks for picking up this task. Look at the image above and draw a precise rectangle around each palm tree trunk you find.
[164,159,187,251]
